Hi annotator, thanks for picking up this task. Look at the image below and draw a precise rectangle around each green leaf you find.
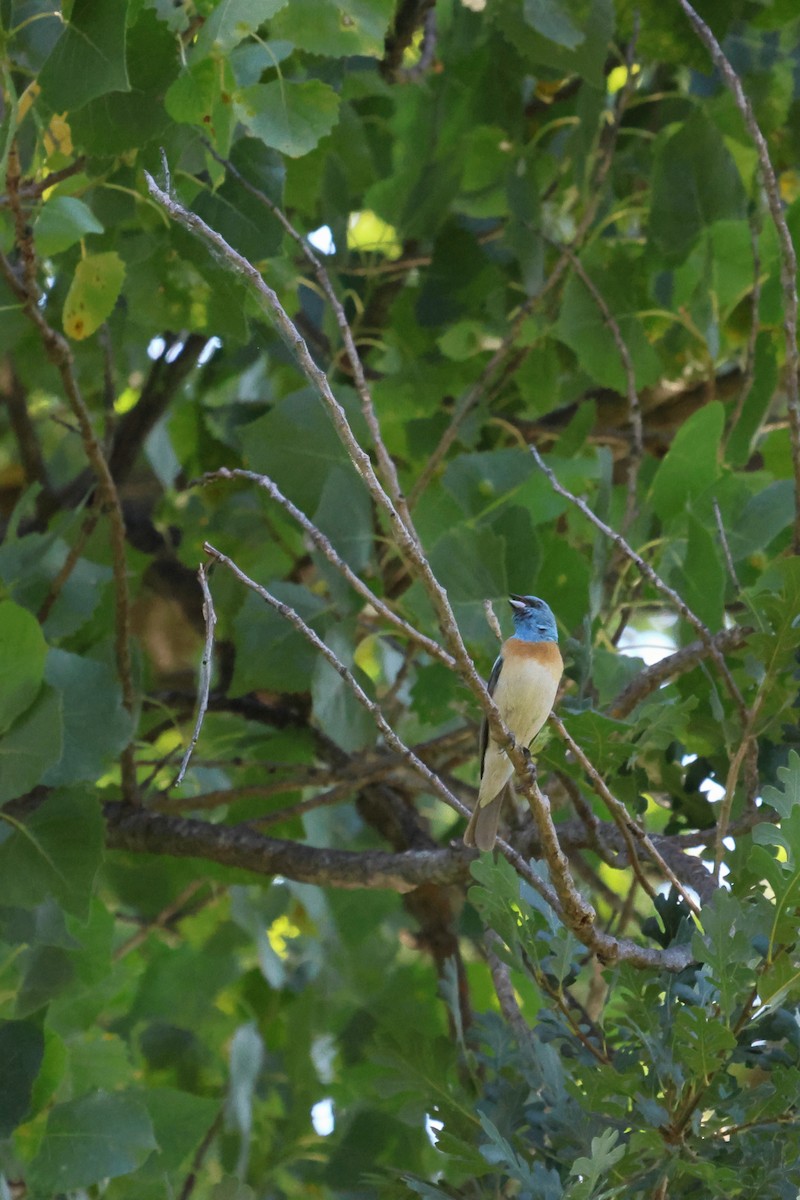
[63,251,126,340]
[671,1006,736,1083]
[26,1090,158,1193]
[556,251,663,392]
[523,0,585,48]
[0,1020,44,1137]
[165,57,224,124]
[311,625,376,753]
[68,10,180,155]
[0,686,63,805]
[312,467,374,573]
[142,1088,220,1173]
[230,584,327,696]
[34,197,104,257]
[0,791,103,920]
[489,0,613,88]
[559,710,636,770]
[650,401,724,521]
[38,0,129,112]
[650,110,747,264]
[681,512,725,631]
[0,535,112,640]
[237,80,340,158]
[760,750,800,819]
[0,600,47,735]
[429,526,507,604]
[692,890,756,1018]
[568,1128,624,1186]
[241,389,360,512]
[42,650,133,786]
[16,945,75,1017]
[477,1112,535,1184]
[192,0,289,57]
[191,139,285,262]
[443,450,534,516]
[727,480,794,561]
[68,1031,133,1094]
[270,0,394,58]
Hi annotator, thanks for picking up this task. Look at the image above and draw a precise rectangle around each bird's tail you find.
[463,793,503,851]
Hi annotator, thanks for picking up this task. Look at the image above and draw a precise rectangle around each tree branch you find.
[529,443,747,719]
[678,0,800,551]
[608,625,751,719]
[108,333,207,486]
[199,467,454,669]
[105,802,469,892]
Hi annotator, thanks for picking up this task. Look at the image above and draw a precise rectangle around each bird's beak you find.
[508,594,526,609]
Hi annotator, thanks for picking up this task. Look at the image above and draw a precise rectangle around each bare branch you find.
[550,715,701,915]
[380,0,436,82]
[713,497,742,593]
[198,467,454,669]
[147,169,695,972]
[174,563,217,786]
[37,506,102,624]
[198,144,415,534]
[484,932,536,1061]
[106,801,470,892]
[528,443,747,720]
[108,333,207,485]
[555,242,643,527]
[608,625,750,719]
[0,155,86,206]
[722,188,763,457]
[678,0,800,551]
[201,540,472,823]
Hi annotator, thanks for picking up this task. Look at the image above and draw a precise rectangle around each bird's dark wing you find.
[479,653,504,775]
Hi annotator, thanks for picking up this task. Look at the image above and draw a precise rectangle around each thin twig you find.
[0,154,86,206]
[0,256,137,800]
[555,242,643,527]
[114,880,208,961]
[714,694,763,886]
[199,143,417,539]
[721,186,763,456]
[608,625,750,719]
[713,497,742,593]
[408,23,640,507]
[528,442,747,720]
[144,172,562,847]
[483,599,503,643]
[179,1109,225,1200]
[37,506,102,624]
[550,715,701,915]
[174,564,217,786]
[678,0,800,551]
[203,540,690,970]
[198,467,454,669]
[484,931,536,1061]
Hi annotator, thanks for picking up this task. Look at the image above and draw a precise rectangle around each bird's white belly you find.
[478,656,559,807]
[492,655,558,745]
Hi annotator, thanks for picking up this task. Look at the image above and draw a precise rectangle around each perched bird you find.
[464,594,563,852]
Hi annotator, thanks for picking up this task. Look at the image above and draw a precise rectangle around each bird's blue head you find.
[509,594,558,643]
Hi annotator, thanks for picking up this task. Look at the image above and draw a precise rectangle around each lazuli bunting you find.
[464,594,563,852]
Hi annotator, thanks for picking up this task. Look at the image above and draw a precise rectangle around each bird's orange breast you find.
[503,637,563,681]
